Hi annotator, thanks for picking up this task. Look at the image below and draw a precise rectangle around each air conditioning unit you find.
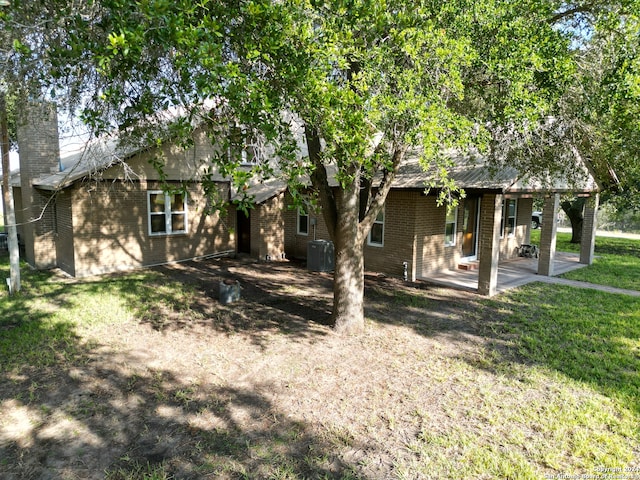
[307,240,335,272]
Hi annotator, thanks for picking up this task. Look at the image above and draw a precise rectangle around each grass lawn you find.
[0,253,638,479]
[530,229,640,291]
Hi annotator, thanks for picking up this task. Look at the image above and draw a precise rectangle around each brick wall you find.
[281,189,468,279]
[477,193,502,296]
[498,197,532,259]
[419,195,462,276]
[251,193,286,260]
[16,102,60,269]
[55,189,75,276]
[68,180,234,277]
[363,190,419,278]
[101,127,220,181]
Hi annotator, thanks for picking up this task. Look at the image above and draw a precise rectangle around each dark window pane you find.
[445,223,455,244]
[298,214,308,234]
[151,214,166,233]
[150,193,165,213]
[172,214,185,232]
[370,223,383,244]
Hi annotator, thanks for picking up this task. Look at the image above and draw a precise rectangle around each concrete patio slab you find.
[420,252,586,294]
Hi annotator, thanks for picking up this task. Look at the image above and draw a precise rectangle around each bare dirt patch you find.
[1,257,635,479]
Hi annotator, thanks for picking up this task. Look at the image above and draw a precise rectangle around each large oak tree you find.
[3,0,638,332]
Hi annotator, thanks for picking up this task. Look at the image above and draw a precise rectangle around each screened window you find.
[297,208,309,235]
[368,209,385,247]
[501,199,517,237]
[148,191,188,236]
[444,206,457,246]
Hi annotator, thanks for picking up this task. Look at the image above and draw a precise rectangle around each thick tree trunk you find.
[303,124,405,335]
[332,234,366,335]
[0,94,20,294]
[332,180,365,335]
[561,197,585,244]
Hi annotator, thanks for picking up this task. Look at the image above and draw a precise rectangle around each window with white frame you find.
[228,125,258,165]
[501,198,517,237]
[368,209,385,246]
[148,191,188,236]
[444,206,457,246]
[297,208,309,235]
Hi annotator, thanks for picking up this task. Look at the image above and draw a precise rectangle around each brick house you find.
[9,103,237,278]
[240,156,599,296]
[6,104,600,295]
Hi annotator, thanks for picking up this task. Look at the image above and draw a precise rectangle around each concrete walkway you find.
[422,252,640,297]
[535,276,640,297]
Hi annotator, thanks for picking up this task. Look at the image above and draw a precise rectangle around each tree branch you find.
[305,124,338,240]
[358,142,407,239]
[548,4,594,24]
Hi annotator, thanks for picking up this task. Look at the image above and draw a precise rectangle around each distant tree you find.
[554,10,640,241]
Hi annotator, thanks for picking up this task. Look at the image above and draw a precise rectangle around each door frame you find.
[461,196,481,261]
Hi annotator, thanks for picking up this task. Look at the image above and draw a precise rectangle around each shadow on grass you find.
[1,254,637,478]
[479,283,640,414]
[592,235,640,257]
[115,256,640,419]
[150,258,335,336]
[1,351,360,478]
[367,271,640,417]
[0,262,361,479]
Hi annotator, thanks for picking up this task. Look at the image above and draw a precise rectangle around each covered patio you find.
[421,251,586,294]
[435,191,600,297]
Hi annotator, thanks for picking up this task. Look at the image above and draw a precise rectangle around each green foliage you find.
[2,0,595,185]
[3,0,639,328]
[530,230,640,289]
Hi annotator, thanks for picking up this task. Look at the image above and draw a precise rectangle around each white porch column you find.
[478,193,502,296]
[580,193,599,265]
[538,193,559,276]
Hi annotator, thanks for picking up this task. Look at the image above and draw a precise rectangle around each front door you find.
[462,196,480,259]
[237,210,251,254]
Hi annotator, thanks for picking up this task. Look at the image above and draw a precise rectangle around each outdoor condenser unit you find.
[307,240,335,272]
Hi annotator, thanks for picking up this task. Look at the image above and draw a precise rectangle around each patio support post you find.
[538,193,559,276]
[477,193,502,296]
[580,193,599,265]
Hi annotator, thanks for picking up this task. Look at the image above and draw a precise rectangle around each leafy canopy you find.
[1,0,587,196]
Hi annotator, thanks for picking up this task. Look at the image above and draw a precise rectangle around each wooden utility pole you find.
[1,92,20,293]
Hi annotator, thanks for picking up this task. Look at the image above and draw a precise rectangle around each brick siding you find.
[68,180,234,277]
[275,189,533,280]
[251,193,286,260]
[16,102,60,269]
[54,189,75,275]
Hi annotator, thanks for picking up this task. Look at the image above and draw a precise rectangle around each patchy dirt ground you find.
[0,257,636,479]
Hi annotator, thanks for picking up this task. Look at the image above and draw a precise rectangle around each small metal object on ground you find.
[219,279,241,304]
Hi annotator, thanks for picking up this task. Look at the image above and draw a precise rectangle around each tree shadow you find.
[140,258,335,347]
[594,236,640,257]
[365,272,640,418]
[0,309,364,479]
[473,283,640,415]
[306,261,639,422]
[2,254,637,478]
